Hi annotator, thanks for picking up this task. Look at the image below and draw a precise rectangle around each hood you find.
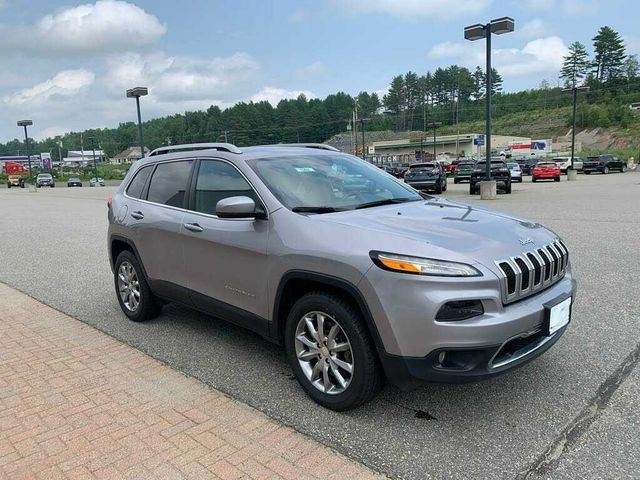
[315,198,558,267]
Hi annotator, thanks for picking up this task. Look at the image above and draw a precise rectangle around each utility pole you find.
[356,118,369,161]
[562,84,589,180]
[89,137,98,184]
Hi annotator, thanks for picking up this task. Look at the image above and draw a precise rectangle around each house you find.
[111,146,149,164]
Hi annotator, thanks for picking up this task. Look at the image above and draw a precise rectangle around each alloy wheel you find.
[294,311,354,395]
[117,261,141,312]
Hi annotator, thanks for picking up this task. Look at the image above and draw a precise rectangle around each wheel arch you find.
[271,271,387,358]
[109,235,148,278]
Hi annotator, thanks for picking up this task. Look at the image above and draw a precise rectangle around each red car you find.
[532,162,561,182]
[447,160,460,175]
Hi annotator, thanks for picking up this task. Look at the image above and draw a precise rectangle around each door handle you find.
[183,222,204,233]
[130,211,144,220]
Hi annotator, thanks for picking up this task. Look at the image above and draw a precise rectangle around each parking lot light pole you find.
[563,85,589,181]
[425,122,442,160]
[17,120,34,188]
[465,17,515,198]
[126,87,148,159]
[357,118,370,160]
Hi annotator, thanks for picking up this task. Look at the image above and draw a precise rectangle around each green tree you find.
[383,75,406,130]
[561,41,590,87]
[623,54,639,79]
[592,26,626,82]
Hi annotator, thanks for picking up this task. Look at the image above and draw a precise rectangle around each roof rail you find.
[149,142,242,157]
[261,143,340,152]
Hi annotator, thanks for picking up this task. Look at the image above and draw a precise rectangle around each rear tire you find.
[554,176,560,182]
[285,292,383,411]
[603,166,609,174]
[114,250,162,322]
[454,178,459,184]
[505,183,512,194]
[532,178,537,182]
[585,171,591,175]
[621,165,627,172]
[435,181,442,194]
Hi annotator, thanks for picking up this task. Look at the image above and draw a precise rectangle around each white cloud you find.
[523,0,598,14]
[295,61,328,80]
[38,127,68,140]
[103,51,262,102]
[336,0,492,20]
[517,19,552,39]
[2,69,95,105]
[427,36,568,78]
[250,87,316,105]
[0,1,166,56]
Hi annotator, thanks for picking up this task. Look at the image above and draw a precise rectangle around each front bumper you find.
[358,265,577,387]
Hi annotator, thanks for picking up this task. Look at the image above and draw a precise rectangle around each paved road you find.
[0,173,638,479]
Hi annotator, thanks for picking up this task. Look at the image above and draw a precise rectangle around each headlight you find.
[370,251,482,277]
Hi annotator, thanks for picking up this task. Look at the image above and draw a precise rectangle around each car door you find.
[127,160,193,300]
[180,158,269,334]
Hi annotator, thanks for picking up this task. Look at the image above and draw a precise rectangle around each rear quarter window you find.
[126,165,153,199]
[147,160,193,208]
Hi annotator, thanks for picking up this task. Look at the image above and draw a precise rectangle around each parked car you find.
[553,157,583,174]
[453,161,475,183]
[90,177,105,187]
[67,177,83,187]
[6,175,25,188]
[108,142,576,410]
[404,162,447,194]
[470,160,512,194]
[532,162,561,182]
[36,173,55,188]
[446,159,461,176]
[507,162,523,182]
[516,158,539,175]
[583,155,627,174]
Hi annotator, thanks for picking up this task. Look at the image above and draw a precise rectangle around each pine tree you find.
[472,66,485,99]
[491,68,503,94]
[623,54,639,80]
[561,41,590,87]
[592,26,626,82]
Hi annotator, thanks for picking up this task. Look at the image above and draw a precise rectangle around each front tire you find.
[285,292,383,411]
[603,166,609,174]
[554,176,560,182]
[114,250,162,322]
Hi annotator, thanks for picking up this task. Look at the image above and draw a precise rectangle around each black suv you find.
[404,162,447,193]
[583,155,627,174]
[470,161,512,194]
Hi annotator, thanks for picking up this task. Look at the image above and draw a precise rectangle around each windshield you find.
[248,153,422,211]
[37,174,52,179]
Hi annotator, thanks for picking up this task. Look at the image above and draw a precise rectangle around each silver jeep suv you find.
[108,143,577,410]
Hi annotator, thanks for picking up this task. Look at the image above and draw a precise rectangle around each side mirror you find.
[216,196,259,219]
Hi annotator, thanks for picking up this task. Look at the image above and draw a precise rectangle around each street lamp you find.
[425,122,442,160]
[562,85,589,180]
[17,120,33,186]
[465,17,515,197]
[126,87,148,159]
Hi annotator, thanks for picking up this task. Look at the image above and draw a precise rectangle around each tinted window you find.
[126,165,152,199]
[147,160,193,207]
[193,160,255,215]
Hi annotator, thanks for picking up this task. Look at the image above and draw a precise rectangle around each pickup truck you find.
[470,160,512,194]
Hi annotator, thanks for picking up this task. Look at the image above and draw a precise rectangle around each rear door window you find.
[126,165,152,199]
[147,160,193,208]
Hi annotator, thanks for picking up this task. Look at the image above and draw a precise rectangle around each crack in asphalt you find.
[517,340,640,479]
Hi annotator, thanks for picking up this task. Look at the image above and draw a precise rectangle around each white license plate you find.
[548,297,571,335]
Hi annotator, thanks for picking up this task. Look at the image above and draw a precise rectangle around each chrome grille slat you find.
[495,240,569,304]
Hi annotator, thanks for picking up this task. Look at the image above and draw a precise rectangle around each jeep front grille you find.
[495,240,569,304]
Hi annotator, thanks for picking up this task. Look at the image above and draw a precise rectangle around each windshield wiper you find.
[291,206,342,213]
[354,198,414,209]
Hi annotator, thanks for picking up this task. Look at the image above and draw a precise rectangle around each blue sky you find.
[0,0,637,142]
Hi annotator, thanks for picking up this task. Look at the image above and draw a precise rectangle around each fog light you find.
[435,300,484,321]
[438,352,447,364]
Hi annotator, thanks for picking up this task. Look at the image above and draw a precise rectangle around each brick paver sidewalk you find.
[0,283,382,480]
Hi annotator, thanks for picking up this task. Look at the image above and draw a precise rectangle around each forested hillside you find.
[2,25,639,159]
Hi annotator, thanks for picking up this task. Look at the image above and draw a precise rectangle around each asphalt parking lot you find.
[0,172,638,479]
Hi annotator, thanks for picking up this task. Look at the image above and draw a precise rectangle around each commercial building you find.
[367,133,533,164]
